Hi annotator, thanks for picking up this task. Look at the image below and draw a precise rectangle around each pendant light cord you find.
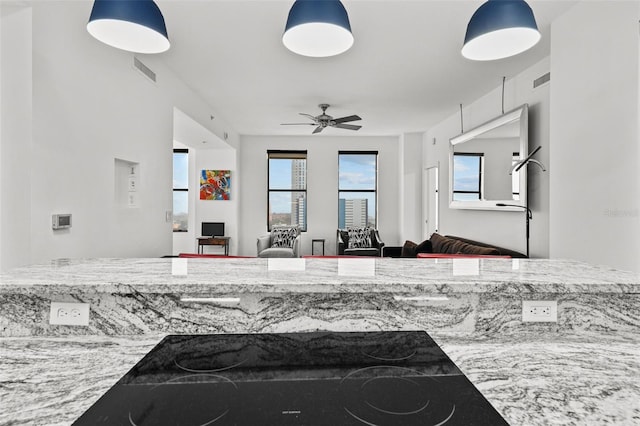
[460,103,464,133]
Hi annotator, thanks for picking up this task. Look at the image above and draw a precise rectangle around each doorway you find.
[422,165,439,238]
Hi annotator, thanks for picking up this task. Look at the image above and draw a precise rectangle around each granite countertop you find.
[1,331,638,426]
[1,257,639,295]
[2,258,638,424]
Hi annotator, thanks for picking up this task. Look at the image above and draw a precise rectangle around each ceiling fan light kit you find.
[283,0,354,57]
[462,0,540,61]
[87,0,170,54]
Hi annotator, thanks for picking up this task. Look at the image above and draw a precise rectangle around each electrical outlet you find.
[522,300,557,322]
[49,302,90,326]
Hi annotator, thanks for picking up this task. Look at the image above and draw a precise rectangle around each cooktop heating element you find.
[73,331,509,425]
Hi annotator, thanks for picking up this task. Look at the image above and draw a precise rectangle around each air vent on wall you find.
[533,72,550,89]
[133,57,156,83]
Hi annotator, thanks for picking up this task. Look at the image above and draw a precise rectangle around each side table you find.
[311,239,325,256]
[197,237,230,255]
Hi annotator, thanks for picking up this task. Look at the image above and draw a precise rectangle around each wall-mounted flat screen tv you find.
[201,222,225,237]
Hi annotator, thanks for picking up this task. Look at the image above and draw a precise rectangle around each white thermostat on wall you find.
[52,214,72,230]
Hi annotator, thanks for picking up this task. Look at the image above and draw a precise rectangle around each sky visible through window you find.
[453,154,481,200]
[173,152,188,214]
[339,155,376,190]
[269,159,296,213]
[269,155,377,214]
[339,154,377,226]
[269,159,293,191]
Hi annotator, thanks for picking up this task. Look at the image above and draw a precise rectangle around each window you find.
[452,153,483,201]
[173,148,188,232]
[268,150,307,231]
[512,152,520,200]
[338,151,378,228]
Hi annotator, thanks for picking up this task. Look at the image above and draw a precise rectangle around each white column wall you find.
[0,6,32,270]
[398,132,424,246]
[549,1,640,272]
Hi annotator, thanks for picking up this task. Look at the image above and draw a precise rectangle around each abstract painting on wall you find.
[200,170,231,200]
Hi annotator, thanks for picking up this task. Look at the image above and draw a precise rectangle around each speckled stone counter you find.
[1,332,638,426]
[1,258,639,425]
[1,258,639,337]
[1,257,639,294]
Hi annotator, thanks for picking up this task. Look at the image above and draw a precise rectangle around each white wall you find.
[424,58,551,257]
[0,2,239,269]
[0,5,32,270]
[238,135,400,256]
[550,1,640,272]
[195,149,237,254]
[30,2,173,261]
[399,132,423,245]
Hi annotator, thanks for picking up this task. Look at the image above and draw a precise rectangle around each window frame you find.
[338,150,379,229]
[512,151,520,200]
[267,150,308,232]
[172,148,189,232]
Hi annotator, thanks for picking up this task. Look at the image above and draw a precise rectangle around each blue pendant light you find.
[87,0,170,54]
[462,0,540,61]
[283,0,354,58]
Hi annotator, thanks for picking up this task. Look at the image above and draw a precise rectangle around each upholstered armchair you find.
[337,228,385,256]
[257,226,301,258]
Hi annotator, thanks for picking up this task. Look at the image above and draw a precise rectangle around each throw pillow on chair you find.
[348,227,372,248]
[271,226,298,248]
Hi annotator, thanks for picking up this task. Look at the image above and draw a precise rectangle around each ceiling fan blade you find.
[312,126,324,134]
[281,123,316,126]
[333,123,362,131]
[332,115,361,124]
[299,113,317,121]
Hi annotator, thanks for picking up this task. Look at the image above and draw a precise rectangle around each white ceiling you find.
[155,0,577,137]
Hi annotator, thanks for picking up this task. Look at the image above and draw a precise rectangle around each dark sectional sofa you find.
[383,233,527,258]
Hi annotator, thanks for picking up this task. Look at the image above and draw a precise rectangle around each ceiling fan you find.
[281,104,362,134]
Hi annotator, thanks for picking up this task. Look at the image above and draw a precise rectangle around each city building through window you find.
[338,151,378,228]
[267,150,307,231]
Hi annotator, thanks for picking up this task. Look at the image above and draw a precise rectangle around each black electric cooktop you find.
[73,331,509,425]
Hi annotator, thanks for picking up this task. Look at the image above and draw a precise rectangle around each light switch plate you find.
[49,302,90,326]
